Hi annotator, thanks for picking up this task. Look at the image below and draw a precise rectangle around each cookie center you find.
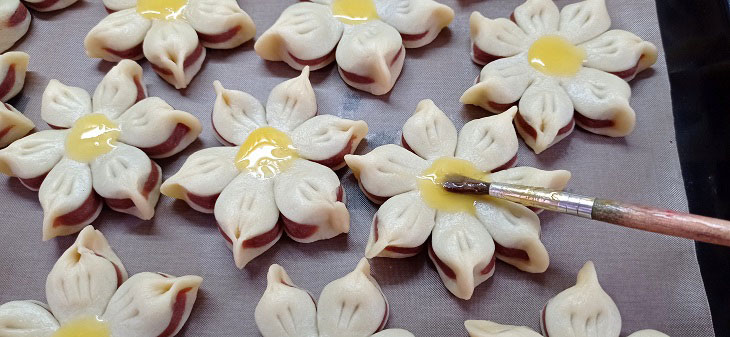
[65,113,121,163]
[528,35,586,77]
[235,127,299,179]
[331,0,379,25]
[417,157,490,215]
[137,0,188,20]
[53,316,110,337]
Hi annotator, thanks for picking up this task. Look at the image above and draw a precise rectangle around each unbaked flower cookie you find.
[464,262,669,337]
[256,258,414,337]
[1,0,78,53]
[255,0,454,95]
[0,60,202,240]
[0,225,202,337]
[85,0,256,89]
[345,99,571,300]
[0,51,34,147]
[161,67,368,268]
[462,0,658,154]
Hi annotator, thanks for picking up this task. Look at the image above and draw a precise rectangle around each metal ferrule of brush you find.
[488,183,596,218]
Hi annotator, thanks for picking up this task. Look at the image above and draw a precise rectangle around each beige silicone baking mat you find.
[0,0,715,335]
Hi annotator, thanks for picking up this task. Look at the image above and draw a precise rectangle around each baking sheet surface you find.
[0,0,715,335]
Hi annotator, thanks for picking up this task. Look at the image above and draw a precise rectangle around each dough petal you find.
[541,261,621,337]
[255,265,319,337]
[581,29,658,81]
[475,199,548,273]
[0,130,67,185]
[336,20,405,95]
[558,0,611,44]
[455,108,519,172]
[317,258,388,337]
[345,144,428,203]
[274,159,349,243]
[215,173,281,269]
[0,102,34,148]
[39,158,100,240]
[0,301,58,337]
[469,13,528,65]
[372,329,416,337]
[93,59,147,120]
[429,211,496,300]
[143,20,206,89]
[185,0,255,49]
[102,272,202,337]
[513,0,559,37]
[0,51,29,102]
[265,67,317,132]
[45,226,127,324]
[160,146,239,213]
[402,99,457,160]
[561,67,635,137]
[374,0,454,48]
[254,2,343,70]
[90,143,161,220]
[516,78,575,154]
[290,115,368,170]
[211,80,266,146]
[102,0,135,12]
[116,97,202,158]
[41,80,92,129]
[0,1,30,53]
[84,9,151,62]
[489,166,571,190]
[465,320,543,337]
[365,190,435,258]
[460,54,532,113]
[23,0,78,12]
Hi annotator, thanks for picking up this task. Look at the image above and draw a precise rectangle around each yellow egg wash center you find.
[417,157,491,215]
[528,35,586,77]
[65,113,121,163]
[235,127,299,179]
[52,316,110,337]
[137,0,188,20]
[331,0,379,25]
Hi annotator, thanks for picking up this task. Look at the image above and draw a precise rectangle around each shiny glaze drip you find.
[52,316,110,337]
[65,114,121,163]
[235,127,299,179]
[417,157,490,215]
[137,0,188,20]
[331,0,379,25]
[527,35,586,77]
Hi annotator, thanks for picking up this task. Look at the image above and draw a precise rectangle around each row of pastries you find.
[0,0,672,336]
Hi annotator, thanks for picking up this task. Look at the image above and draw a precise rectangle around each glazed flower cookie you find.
[255,0,454,95]
[461,0,658,154]
[85,0,256,89]
[1,0,79,53]
[0,51,34,147]
[345,99,571,300]
[464,262,669,337]
[0,60,202,240]
[0,226,202,337]
[256,258,414,337]
[161,67,368,268]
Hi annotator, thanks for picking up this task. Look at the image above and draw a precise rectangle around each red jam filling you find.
[0,125,13,139]
[24,0,61,10]
[573,111,614,129]
[103,44,144,60]
[53,192,102,227]
[480,254,496,275]
[187,192,219,212]
[472,44,502,65]
[488,101,514,113]
[281,214,319,240]
[8,3,28,27]
[312,138,354,169]
[216,223,233,245]
[495,242,529,261]
[19,173,48,190]
[157,287,193,337]
[515,112,574,140]
[0,64,16,101]
[610,55,644,80]
[198,25,242,44]
[401,31,429,42]
[289,49,335,67]
[339,47,403,85]
[139,123,191,157]
[134,76,146,103]
[104,160,160,209]
[94,252,124,287]
[151,44,204,76]
[428,244,456,279]
[241,222,283,249]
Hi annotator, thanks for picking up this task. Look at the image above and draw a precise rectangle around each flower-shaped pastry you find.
[85,0,256,89]
[0,51,34,147]
[0,226,202,337]
[256,258,414,337]
[255,0,454,95]
[1,0,78,53]
[161,67,368,268]
[0,60,202,240]
[461,0,658,154]
[345,99,571,300]
[464,262,669,337]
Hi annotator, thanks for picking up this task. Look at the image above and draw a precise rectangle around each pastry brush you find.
[443,175,730,246]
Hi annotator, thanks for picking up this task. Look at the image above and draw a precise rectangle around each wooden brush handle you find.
[592,199,730,246]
